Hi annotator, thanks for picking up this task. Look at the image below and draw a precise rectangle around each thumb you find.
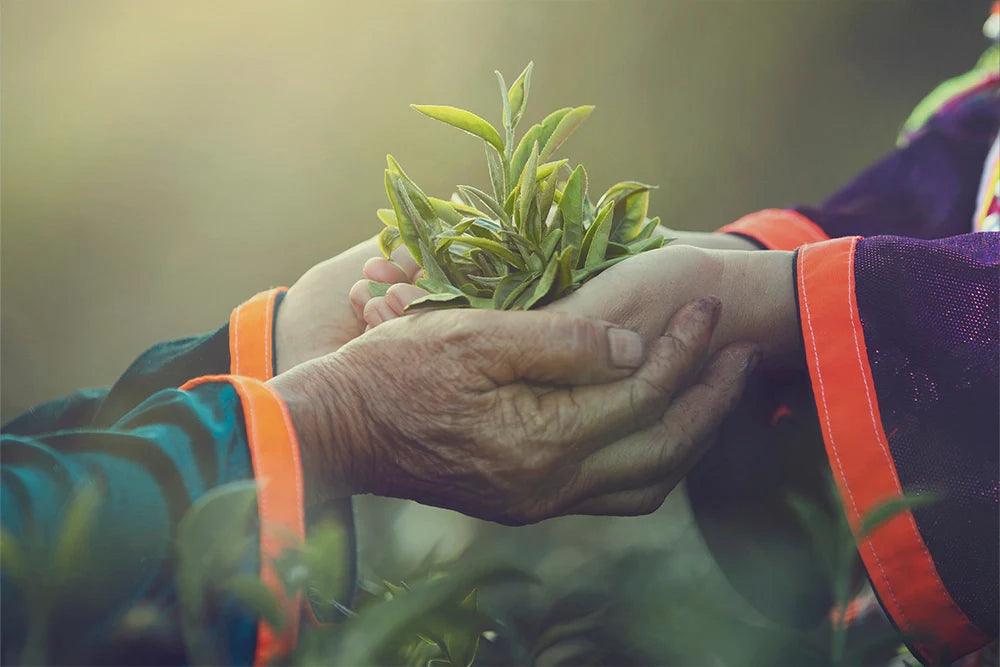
[469,310,646,386]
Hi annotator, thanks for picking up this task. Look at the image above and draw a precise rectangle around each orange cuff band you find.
[181,374,306,666]
[230,287,288,381]
[718,209,828,251]
[797,238,988,661]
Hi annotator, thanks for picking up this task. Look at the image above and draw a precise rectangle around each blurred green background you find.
[2,3,991,658]
[1,1,987,420]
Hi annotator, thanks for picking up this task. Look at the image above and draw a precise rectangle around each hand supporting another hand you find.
[268,300,758,525]
[274,236,415,373]
[353,243,802,369]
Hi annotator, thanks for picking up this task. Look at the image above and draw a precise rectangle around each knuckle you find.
[662,330,695,362]
[557,315,601,359]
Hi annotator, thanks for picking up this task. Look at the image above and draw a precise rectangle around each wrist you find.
[267,361,370,504]
[718,249,803,369]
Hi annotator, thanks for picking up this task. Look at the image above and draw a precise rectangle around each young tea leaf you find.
[411,105,504,153]
[406,292,472,312]
[386,171,425,265]
[558,165,588,266]
[508,123,543,186]
[485,143,508,204]
[581,201,615,268]
[377,208,398,228]
[378,226,402,258]
[506,61,533,131]
[540,105,594,160]
[517,142,540,235]
[437,235,524,269]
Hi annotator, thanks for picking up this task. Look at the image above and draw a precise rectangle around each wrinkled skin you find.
[269,301,758,525]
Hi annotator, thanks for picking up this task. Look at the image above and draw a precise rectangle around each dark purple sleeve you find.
[797,92,999,240]
[794,232,998,662]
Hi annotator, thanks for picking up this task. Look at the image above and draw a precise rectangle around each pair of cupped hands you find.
[268,230,800,525]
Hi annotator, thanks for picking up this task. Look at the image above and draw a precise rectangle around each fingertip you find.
[390,246,420,279]
[385,283,430,315]
[363,257,409,284]
[349,280,372,319]
[363,296,395,327]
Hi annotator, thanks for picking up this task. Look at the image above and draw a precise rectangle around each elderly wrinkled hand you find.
[268,301,758,524]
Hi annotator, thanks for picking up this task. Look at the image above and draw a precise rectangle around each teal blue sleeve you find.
[1,382,257,665]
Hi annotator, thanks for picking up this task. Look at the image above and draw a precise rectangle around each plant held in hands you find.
[374,62,665,311]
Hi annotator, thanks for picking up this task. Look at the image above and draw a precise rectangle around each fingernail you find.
[743,349,762,374]
[607,327,644,368]
[697,295,722,327]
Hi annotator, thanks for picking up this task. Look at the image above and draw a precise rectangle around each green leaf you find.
[495,69,511,138]
[858,493,939,539]
[627,235,666,254]
[176,481,258,667]
[386,157,437,223]
[572,254,630,283]
[606,241,631,258]
[508,106,570,184]
[503,159,569,212]
[386,171,424,265]
[538,106,573,146]
[539,227,563,262]
[506,62,533,131]
[405,292,472,311]
[612,189,651,243]
[553,245,576,297]
[427,197,490,227]
[485,143,507,204]
[508,123,543,186]
[410,104,504,153]
[222,575,285,631]
[457,185,508,225]
[378,226,401,258]
[426,198,463,226]
[437,235,524,269]
[633,215,661,242]
[535,168,560,229]
[581,201,615,268]
[376,208,398,228]
[508,276,541,309]
[517,142,539,234]
[522,254,560,309]
[540,105,594,160]
[452,216,501,240]
[440,589,483,667]
[368,280,392,297]
[595,181,656,212]
[494,272,534,309]
[558,165,587,265]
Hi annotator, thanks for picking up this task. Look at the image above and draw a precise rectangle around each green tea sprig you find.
[375,62,665,311]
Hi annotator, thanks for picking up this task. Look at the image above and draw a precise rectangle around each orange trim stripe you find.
[230,288,288,381]
[974,152,999,232]
[718,208,828,250]
[797,238,990,661]
[180,375,306,666]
